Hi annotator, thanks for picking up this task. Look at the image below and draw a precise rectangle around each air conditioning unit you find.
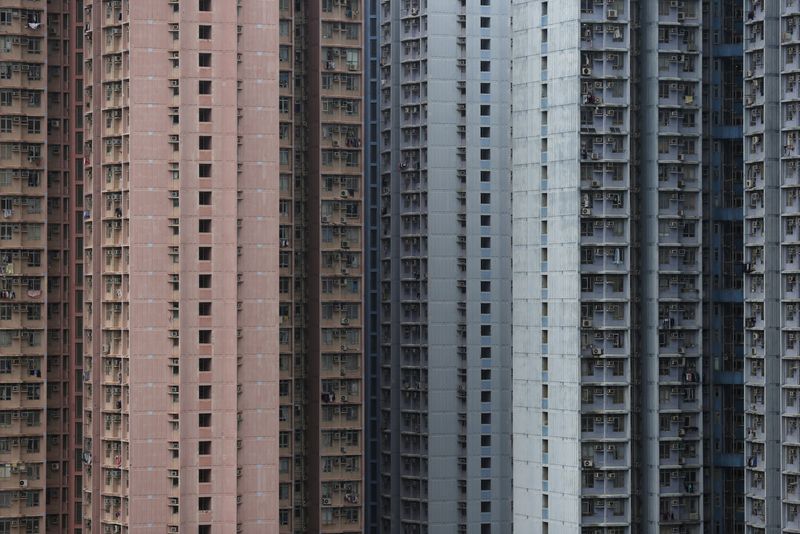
[322,497,331,505]
[19,480,27,488]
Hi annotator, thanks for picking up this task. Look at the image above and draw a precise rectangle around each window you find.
[199,219,212,233]
[199,386,211,399]
[480,61,490,72]
[480,105,490,116]
[199,526,211,534]
[199,247,211,261]
[199,0,211,10]
[199,136,212,150]
[199,108,211,122]
[199,53,211,67]
[199,274,211,288]
[481,237,491,248]
[198,413,211,427]
[199,163,211,178]
[481,215,491,226]
[199,191,211,205]
[481,435,491,446]
[481,170,490,182]
[199,302,211,316]
[480,127,490,138]
[199,80,212,94]
[481,39,490,50]
[199,358,211,372]
[199,330,211,344]
[199,25,212,39]
[480,17,490,28]
[199,468,211,482]
[198,496,211,511]
[481,391,491,402]
[198,441,211,455]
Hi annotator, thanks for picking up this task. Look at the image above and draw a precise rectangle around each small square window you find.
[199,0,211,11]
[480,61,490,72]
[480,281,491,292]
[481,501,491,513]
[199,358,211,372]
[481,457,491,468]
[199,80,212,94]
[480,105,490,116]
[199,108,212,122]
[480,127,490,138]
[199,53,212,67]
[481,391,491,402]
[199,163,212,178]
[481,413,491,425]
[480,39,490,50]
[481,324,491,336]
[199,219,212,233]
[199,191,212,205]
[481,83,491,95]
[199,469,211,483]
[199,385,211,399]
[481,215,491,226]
[481,303,491,314]
[481,369,491,380]
[199,247,211,261]
[481,171,491,182]
[199,413,212,427]
[481,347,492,358]
[199,25,212,40]
[481,479,491,490]
[481,435,491,446]
[481,193,491,204]
[198,496,211,511]
[199,302,211,316]
[480,17,490,28]
[481,237,491,249]
[198,526,211,534]
[199,330,212,344]
[198,441,211,455]
[481,259,491,270]
[480,149,490,160]
[199,274,212,288]
[199,136,212,150]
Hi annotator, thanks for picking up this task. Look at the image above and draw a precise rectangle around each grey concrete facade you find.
[513,0,706,532]
[378,0,512,532]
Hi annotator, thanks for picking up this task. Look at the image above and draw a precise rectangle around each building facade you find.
[743,0,800,531]
[0,0,53,531]
[378,0,512,532]
[81,0,280,532]
[277,0,366,532]
[512,0,740,531]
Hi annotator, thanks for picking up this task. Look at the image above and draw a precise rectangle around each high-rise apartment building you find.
[378,0,512,532]
[277,0,366,532]
[512,0,744,532]
[743,0,800,531]
[80,1,280,533]
[0,0,54,532]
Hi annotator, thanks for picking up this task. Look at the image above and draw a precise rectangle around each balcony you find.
[581,497,630,526]
[580,220,628,245]
[580,1,627,23]
[581,414,627,440]
[581,246,628,274]
[580,23,628,51]
[582,470,628,497]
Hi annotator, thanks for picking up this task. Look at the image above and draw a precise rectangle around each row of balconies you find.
[581,496,629,526]
[580,22,628,51]
[581,413,627,440]
[580,1,627,24]
[580,218,627,245]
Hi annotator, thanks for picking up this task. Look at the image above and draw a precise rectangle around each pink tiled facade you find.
[81,0,279,532]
